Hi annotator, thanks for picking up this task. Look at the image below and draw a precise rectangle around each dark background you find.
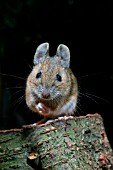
[0,0,113,148]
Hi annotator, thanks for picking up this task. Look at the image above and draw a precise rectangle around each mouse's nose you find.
[42,90,50,99]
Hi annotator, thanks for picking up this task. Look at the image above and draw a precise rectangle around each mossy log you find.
[0,113,113,170]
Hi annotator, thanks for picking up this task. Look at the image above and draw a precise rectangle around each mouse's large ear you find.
[56,44,70,68]
[34,43,49,65]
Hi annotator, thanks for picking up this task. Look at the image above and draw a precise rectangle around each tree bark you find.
[0,113,113,170]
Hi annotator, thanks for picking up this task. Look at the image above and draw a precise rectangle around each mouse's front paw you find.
[36,103,49,116]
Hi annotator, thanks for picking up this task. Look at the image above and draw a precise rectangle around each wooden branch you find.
[0,113,113,169]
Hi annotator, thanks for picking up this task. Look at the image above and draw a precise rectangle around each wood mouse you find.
[25,43,78,124]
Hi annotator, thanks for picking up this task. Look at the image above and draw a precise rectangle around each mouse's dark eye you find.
[36,72,42,79]
[56,73,62,82]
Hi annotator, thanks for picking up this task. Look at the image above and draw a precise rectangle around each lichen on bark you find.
[0,114,113,170]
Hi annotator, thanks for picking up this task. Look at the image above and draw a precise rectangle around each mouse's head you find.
[26,43,72,109]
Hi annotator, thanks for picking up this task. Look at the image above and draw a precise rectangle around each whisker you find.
[5,86,25,90]
[11,94,25,108]
[76,105,84,115]
[82,92,110,103]
[23,58,33,71]
[79,92,99,104]
[78,72,102,80]
[13,96,26,115]
[0,73,26,80]
[28,64,33,70]
[10,89,25,98]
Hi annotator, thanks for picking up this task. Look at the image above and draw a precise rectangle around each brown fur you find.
[26,43,78,120]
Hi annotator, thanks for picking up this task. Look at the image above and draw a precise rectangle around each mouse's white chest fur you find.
[35,99,77,124]
[35,96,77,118]
[58,97,77,115]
